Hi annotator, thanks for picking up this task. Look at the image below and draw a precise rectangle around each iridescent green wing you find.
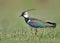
[30,18,52,26]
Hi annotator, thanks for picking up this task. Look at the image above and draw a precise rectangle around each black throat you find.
[24,17,30,23]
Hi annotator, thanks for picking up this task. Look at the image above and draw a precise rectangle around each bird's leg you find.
[35,29,38,35]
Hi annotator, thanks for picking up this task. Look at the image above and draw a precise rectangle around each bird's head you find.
[19,9,35,18]
[20,11,29,18]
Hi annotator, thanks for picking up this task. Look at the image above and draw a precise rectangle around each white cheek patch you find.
[24,12,29,18]
[24,14,29,18]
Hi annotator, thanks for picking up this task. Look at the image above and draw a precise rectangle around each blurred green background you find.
[0,0,60,43]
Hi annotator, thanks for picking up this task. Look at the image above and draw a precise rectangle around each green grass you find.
[0,0,60,43]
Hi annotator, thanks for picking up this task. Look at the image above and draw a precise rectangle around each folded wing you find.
[28,18,56,28]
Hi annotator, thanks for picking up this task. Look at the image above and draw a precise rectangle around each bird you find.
[19,9,56,35]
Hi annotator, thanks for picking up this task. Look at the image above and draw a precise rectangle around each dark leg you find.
[35,29,38,35]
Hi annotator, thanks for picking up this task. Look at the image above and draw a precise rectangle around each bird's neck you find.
[24,17,30,23]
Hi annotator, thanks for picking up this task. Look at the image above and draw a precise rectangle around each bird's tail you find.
[47,22,56,28]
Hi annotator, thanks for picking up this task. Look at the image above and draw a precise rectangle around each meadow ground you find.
[0,0,60,43]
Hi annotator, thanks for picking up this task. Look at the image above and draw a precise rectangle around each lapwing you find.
[19,9,56,35]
